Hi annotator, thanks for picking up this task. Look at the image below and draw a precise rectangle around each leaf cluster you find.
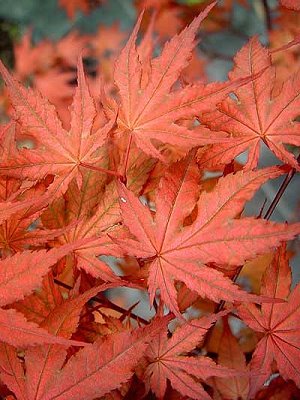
[0,1,299,399]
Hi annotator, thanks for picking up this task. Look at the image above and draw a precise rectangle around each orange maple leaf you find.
[238,244,300,397]
[200,37,300,170]
[115,156,299,316]
[0,57,115,202]
[144,312,235,399]
[113,4,249,161]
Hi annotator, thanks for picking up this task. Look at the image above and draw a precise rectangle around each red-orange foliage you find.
[0,1,299,399]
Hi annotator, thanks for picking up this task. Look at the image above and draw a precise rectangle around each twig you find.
[262,0,272,32]
[203,155,299,347]
[225,157,299,290]
[263,158,300,220]
[54,278,149,325]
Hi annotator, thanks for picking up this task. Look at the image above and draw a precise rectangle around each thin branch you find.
[262,0,272,32]
[203,155,299,347]
[224,156,300,289]
[119,300,140,322]
[54,278,149,325]
[263,157,300,220]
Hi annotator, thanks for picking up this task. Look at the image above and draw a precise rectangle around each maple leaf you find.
[59,0,91,19]
[281,0,300,10]
[0,124,55,226]
[0,343,27,400]
[0,244,82,307]
[0,57,115,202]
[199,37,300,170]
[143,312,236,400]
[214,317,249,400]
[116,156,300,316]
[113,3,254,161]
[40,318,168,400]
[0,194,51,226]
[13,30,90,124]
[12,272,65,325]
[40,150,156,282]
[0,176,79,255]
[0,5,299,400]
[92,23,127,58]
[238,244,300,398]
[13,30,54,80]
[0,243,89,348]
[23,281,121,400]
[0,308,85,348]
[40,178,122,282]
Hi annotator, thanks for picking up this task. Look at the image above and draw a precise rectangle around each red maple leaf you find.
[22,282,120,400]
[238,244,300,397]
[199,37,300,170]
[214,317,249,399]
[59,0,91,19]
[115,155,299,316]
[0,4,299,399]
[113,3,256,162]
[0,243,93,348]
[41,318,168,400]
[0,57,115,203]
[281,0,300,11]
[143,312,235,399]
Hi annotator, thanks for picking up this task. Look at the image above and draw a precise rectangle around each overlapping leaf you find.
[0,57,114,202]
[113,3,256,160]
[0,5,299,400]
[23,282,121,400]
[238,245,300,398]
[214,318,249,400]
[41,318,168,400]
[116,157,299,316]
[200,37,300,170]
[144,312,235,399]
[0,343,27,400]
[40,151,156,281]
[0,243,88,347]
[40,178,122,281]
[0,308,85,348]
